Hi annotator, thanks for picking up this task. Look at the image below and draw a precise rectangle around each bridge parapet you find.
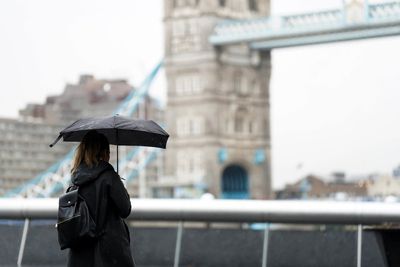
[369,1,400,21]
[281,10,343,29]
[210,1,400,48]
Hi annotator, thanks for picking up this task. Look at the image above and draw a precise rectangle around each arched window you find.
[219,0,226,7]
[222,165,249,199]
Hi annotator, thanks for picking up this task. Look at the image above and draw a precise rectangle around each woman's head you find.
[71,130,110,174]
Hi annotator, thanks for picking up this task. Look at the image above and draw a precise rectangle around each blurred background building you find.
[275,171,400,202]
[0,118,68,195]
[1,0,399,201]
[274,173,368,200]
[0,75,163,197]
[163,0,272,199]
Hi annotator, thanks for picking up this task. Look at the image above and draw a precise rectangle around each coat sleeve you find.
[109,172,132,218]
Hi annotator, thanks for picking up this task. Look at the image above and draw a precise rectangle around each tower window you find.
[249,0,258,11]
[219,0,226,7]
[235,117,244,133]
[234,107,248,133]
[172,19,197,37]
[233,71,249,95]
[233,72,242,93]
[177,116,204,136]
[176,74,202,95]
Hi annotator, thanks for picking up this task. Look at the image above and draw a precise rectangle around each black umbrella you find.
[50,115,169,172]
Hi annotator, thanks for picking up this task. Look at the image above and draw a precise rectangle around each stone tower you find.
[164,0,272,199]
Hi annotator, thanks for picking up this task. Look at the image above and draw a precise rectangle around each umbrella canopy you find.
[50,115,169,148]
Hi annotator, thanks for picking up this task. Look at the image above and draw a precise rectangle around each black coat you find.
[67,161,135,267]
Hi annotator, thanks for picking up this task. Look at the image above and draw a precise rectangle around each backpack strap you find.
[66,184,78,193]
[66,164,114,237]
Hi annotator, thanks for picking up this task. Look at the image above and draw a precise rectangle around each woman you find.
[68,130,135,267]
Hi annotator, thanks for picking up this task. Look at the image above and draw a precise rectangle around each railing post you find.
[174,221,184,267]
[357,224,363,267]
[261,223,270,267]
[17,218,30,267]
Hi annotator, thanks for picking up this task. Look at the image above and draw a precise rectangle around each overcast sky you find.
[0,0,399,189]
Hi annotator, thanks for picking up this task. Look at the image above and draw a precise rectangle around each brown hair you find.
[71,130,110,174]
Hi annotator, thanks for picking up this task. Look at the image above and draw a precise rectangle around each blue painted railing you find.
[209,1,400,46]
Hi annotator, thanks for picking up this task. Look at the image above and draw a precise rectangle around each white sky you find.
[0,0,399,189]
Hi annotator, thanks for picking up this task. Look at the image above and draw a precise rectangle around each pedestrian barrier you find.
[0,199,399,267]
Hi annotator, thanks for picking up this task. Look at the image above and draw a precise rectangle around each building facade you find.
[2,75,163,197]
[163,0,272,199]
[275,175,368,200]
[367,175,400,198]
[20,75,142,125]
[0,118,72,195]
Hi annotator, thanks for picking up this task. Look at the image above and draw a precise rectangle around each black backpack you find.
[56,185,97,250]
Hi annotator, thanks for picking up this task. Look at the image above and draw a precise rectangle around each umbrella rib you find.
[49,134,62,147]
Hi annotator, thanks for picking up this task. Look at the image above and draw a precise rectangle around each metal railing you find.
[2,198,400,223]
[209,1,400,48]
[1,198,399,267]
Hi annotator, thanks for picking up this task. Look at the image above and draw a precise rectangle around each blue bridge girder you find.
[209,1,400,49]
[3,62,164,198]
